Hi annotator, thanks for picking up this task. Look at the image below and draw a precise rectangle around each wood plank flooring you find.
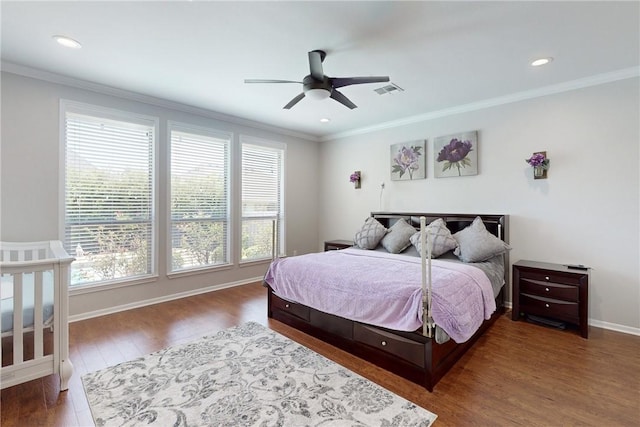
[1,282,638,426]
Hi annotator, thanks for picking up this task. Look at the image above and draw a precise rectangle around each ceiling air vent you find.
[374,83,404,95]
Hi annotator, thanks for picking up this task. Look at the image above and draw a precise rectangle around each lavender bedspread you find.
[264,248,496,343]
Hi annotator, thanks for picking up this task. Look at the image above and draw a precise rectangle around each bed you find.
[265,212,509,391]
[1,241,74,390]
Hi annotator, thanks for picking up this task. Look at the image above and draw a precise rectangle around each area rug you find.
[82,321,437,426]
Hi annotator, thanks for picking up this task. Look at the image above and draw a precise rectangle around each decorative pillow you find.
[354,217,388,250]
[453,216,511,262]
[410,218,458,258]
[380,218,416,254]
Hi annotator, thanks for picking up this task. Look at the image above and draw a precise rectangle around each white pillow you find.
[381,218,416,254]
[410,218,458,258]
[354,217,388,250]
[453,216,511,262]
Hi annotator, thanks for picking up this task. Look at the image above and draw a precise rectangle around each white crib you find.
[1,241,74,390]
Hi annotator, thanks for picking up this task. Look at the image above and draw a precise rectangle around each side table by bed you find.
[324,239,353,251]
[512,260,589,338]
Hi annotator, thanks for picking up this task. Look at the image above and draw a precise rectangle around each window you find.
[169,124,230,272]
[63,103,156,287]
[240,137,285,261]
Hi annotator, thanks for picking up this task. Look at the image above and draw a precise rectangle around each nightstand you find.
[324,239,353,251]
[512,260,590,338]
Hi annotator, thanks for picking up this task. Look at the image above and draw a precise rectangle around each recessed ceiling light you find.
[531,57,553,67]
[53,35,82,49]
[320,118,330,123]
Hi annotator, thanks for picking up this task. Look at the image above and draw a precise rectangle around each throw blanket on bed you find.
[264,248,496,343]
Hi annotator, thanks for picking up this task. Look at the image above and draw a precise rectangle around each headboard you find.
[370,212,508,243]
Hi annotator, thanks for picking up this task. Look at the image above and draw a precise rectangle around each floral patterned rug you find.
[82,321,437,426]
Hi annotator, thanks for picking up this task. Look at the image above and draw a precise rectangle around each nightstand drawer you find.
[520,278,578,302]
[519,270,583,286]
[520,294,579,322]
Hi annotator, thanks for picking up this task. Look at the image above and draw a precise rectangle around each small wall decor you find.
[390,140,426,181]
[350,170,361,188]
[526,151,550,179]
[434,131,478,178]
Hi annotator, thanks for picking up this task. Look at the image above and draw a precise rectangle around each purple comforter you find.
[264,248,496,343]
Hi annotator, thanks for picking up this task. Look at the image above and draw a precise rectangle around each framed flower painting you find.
[390,140,426,181]
[434,131,478,178]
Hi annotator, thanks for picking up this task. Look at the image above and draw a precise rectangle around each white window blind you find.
[169,126,230,272]
[64,109,155,287]
[241,139,284,261]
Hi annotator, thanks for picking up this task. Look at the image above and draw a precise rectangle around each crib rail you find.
[1,240,74,390]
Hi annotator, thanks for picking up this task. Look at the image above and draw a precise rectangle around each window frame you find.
[59,100,159,292]
[167,121,232,275]
[239,135,286,264]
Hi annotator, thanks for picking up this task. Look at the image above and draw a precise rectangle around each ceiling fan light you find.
[306,88,331,100]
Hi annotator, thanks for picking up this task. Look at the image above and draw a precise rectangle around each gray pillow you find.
[354,217,388,250]
[381,218,416,254]
[453,216,511,262]
[410,218,458,258]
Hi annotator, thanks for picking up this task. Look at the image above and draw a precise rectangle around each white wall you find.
[319,77,640,332]
[1,71,320,317]
[2,70,638,331]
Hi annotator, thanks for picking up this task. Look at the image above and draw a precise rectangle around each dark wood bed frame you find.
[267,212,509,391]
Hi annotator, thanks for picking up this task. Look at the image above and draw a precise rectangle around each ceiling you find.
[2,1,638,140]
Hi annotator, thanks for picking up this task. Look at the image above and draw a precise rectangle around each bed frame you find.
[1,241,74,390]
[267,212,508,391]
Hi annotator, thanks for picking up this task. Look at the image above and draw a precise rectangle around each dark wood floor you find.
[1,282,638,426]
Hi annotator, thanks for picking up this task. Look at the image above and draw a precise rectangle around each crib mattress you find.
[1,272,54,334]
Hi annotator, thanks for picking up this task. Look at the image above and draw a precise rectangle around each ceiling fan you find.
[244,50,390,110]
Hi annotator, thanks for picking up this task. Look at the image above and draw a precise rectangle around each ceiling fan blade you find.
[331,76,390,88]
[283,92,306,109]
[244,79,302,84]
[308,50,325,80]
[330,89,357,109]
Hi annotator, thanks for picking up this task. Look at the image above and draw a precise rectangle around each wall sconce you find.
[349,171,361,189]
[525,151,550,180]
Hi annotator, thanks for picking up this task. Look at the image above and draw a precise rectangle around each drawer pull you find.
[545,276,550,281]
[381,340,387,347]
[545,287,550,292]
[285,304,290,308]
[545,303,550,308]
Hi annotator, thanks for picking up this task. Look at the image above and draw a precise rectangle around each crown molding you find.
[0,61,320,143]
[321,66,640,142]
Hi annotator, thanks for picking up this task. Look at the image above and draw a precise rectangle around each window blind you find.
[64,111,155,287]
[169,127,230,271]
[241,140,284,261]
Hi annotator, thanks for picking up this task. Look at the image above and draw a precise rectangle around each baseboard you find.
[69,276,264,323]
[70,284,640,337]
[588,319,640,336]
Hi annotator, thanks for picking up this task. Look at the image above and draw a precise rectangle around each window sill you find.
[167,263,232,279]
[239,258,275,268]
[69,274,159,296]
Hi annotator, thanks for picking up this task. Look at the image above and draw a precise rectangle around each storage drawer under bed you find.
[270,292,310,322]
[353,323,425,368]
